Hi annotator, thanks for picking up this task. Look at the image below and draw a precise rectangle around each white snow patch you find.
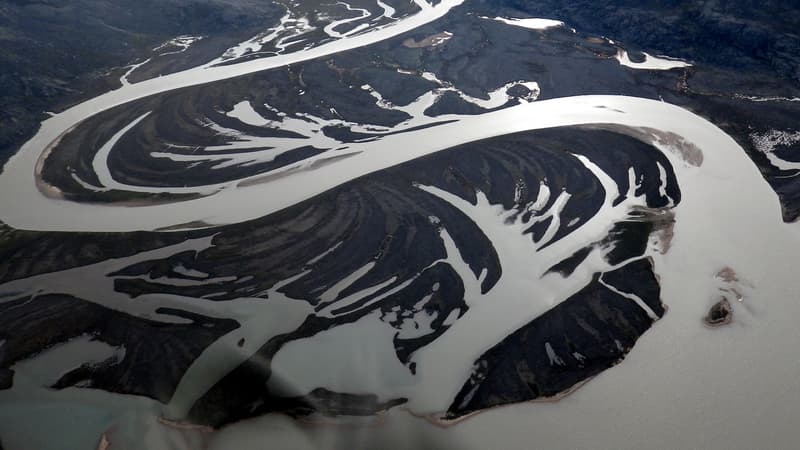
[485,16,565,30]
[615,49,692,70]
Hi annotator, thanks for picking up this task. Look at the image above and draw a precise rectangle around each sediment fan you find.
[1,1,799,449]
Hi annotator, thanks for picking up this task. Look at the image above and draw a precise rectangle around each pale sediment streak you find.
[209,11,316,65]
[323,2,372,38]
[210,0,426,65]
[0,236,225,323]
[598,273,660,320]
[375,0,396,19]
[155,75,539,174]
[119,58,151,86]
[152,36,204,56]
